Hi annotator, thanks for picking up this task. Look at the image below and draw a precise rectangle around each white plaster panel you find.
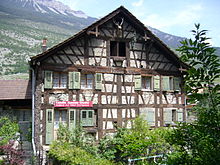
[100,58,107,66]
[130,51,135,59]
[72,95,76,101]
[89,58,95,65]
[134,51,142,59]
[122,86,134,93]
[157,96,160,104]
[105,121,114,129]
[40,110,43,121]
[90,48,104,56]
[104,74,114,81]
[141,61,147,68]
[122,96,135,104]
[141,92,154,104]
[139,95,144,104]
[103,109,117,118]
[124,75,133,82]
[162,93,177,104]
[102,84,117,93]
[101,95,117,104]
[130,60,136,67]
[179,97,182,104]
[103,109,107,118]
[49,94,69,104]
[93,94,98,104]
[122,109,136,118]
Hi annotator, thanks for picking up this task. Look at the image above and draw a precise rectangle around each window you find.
[81,110,94,126]
[81,74,94,89]
[142,76,152,90]
[17,110,31,122]
[47,111,52,123]
[162,76,173,91]
[53,72,67,88]
[172,109,177,122]
[110,41,126,57]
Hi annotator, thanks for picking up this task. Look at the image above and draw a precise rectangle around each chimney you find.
[41,38,47,52]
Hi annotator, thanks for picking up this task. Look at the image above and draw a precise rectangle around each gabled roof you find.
[30,6,189,69]
[0,80,31,100]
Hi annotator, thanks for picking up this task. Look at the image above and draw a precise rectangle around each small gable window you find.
[110,41,126,57]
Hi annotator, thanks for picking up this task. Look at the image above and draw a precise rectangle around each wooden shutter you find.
[87,111,94,126]
[95,73,102,90]
[134,75,141,90]
[177,109,183,122]
[68,109,76,131]
[164,108,172,125]
[81,110,87,126]
[46,109,54,144]
[153,75,160,91]
[162,76,170,91]
[73,72,81,89]
[68,72,74,89]
[44,71,53,89]
[81,110,94,126]
[174,77,181,91]
[146,108,155,126]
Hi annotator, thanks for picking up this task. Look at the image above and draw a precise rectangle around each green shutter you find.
[44,71,53,89]
[162,76,170,91]
[68,72,74,89]
[87,111,94,126]
[81,110,94,126]
[95,73,102,90]
[147,108,155,126]
[46,109,54,144]
[134,75,141,90]
[177,109,183,122]
[153,75,160,91]
[81,110,87,126]
[68,109,76,131]
[164,108,172,125]
[73,72,81,89]
[174,77,181,91]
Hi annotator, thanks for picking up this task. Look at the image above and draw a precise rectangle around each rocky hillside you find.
[0,0,219,78]
[0,0,96,76]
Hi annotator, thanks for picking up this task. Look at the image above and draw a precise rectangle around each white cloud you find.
[132,0,144,7]
[142,3,203,30]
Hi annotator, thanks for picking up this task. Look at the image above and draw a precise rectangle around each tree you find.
[0,117,19,146]
[49,124,114,165]
[99,117,171,164]
[166,24,220,165]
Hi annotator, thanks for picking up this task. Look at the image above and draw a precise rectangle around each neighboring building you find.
[29,6,188,156]
[0,80,32,140]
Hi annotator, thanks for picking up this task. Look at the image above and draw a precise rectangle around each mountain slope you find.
[0,0,96,76]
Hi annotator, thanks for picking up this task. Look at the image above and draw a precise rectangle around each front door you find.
[54,109,67,140]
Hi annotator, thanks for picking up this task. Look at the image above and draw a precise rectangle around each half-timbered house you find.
[30,6,188,153]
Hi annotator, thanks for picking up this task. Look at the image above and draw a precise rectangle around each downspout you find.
[31,67,36,156]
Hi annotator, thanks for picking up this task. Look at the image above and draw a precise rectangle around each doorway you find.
[54,109,67,140]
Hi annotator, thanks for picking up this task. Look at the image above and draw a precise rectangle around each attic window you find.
[110,41,126,57]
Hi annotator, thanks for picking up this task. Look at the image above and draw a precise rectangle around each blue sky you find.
[59,0,220,47]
